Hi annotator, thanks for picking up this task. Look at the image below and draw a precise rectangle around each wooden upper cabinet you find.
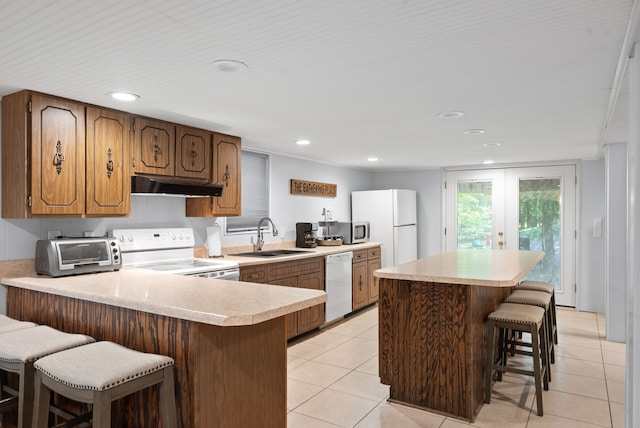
[133,117,175,176]
[31,94,86,216]
[212,133,241,214]
[185,132,242,217]
[175,125,211,180]
[2,91,86,217]
[85,107,131,216]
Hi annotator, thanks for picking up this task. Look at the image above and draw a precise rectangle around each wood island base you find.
[7,287,287,428]
[378,278,511,422]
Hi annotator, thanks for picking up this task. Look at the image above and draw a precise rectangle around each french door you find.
[445,165,576,306]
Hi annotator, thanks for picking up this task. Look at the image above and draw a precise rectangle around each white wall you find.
[371,169,443,258]
[217,154,374,247]
[605,144,627,342]
[579,159,607,312]
[626,49,640,428]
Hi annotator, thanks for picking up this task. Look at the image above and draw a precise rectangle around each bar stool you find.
[0,315,37,426]
[485,303,548,416]
[0,315,36,334]
[505,289,555,369]
[33,341,178,428]
[516,280,558,344]
[0,325,94,428]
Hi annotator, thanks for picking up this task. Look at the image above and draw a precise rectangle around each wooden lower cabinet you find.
[240,257,325,339]
[352,246,381,310]
[352,261,368,309]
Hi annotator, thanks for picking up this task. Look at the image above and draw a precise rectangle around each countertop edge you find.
[374,250,545,287]
[2,272,327,327]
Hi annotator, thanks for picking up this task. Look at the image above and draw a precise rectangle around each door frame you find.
[442,162,579,307]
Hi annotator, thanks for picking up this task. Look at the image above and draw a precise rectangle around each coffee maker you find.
[296,222,318,248]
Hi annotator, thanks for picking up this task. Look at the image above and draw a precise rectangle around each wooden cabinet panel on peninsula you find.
[2,91,86,217]
[185,133,241,217]
[85,107,131,216]
[352,247,381,310]
[239,256,324,340]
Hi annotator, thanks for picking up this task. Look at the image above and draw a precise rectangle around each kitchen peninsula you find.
[375,249,544,422]
[2,269,326,428]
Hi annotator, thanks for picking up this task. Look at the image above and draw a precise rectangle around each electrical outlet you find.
[47,230,61,239]
[322,207,335,221]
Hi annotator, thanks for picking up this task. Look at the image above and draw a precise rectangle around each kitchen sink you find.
[231,249,315,258]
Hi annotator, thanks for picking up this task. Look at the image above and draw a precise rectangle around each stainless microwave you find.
[335,221,370,244]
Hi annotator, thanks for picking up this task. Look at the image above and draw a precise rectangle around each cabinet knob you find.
[191,141,197,166]
[223,164,231,187]
[153,143,161,162]
[106,148,114,178]
[53,140,65,174]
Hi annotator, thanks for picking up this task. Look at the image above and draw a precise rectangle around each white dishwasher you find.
[325,251,353,323]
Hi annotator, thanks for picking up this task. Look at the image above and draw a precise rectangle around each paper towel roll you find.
[206,225,222,257]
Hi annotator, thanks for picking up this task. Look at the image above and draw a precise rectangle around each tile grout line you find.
[596,313,616,428]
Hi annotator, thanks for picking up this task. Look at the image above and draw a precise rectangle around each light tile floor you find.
[287,305,626,428]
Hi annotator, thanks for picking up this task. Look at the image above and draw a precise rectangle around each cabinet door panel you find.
[185,133,241,217]
[270,277,299,339]
[31,94,85,215]
[211,133,241,215]
[86,107,131,215]
[352,262,368,310]
[176,126,210,180]
[367,258,381,303]
[133,117,174,176]
[297,272,325,332]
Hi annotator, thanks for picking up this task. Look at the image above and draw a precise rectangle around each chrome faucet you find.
[256,217,278,251]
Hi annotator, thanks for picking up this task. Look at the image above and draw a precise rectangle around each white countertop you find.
[374,249,544,287]
[2,269,326,326]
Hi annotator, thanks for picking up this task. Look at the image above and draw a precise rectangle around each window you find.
[225,151,269,234]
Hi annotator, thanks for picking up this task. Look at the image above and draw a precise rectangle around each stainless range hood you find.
[131,175,224,197]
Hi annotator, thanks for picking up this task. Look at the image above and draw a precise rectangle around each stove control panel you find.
[112,228,195,252]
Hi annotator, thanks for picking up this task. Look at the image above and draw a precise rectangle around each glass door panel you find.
[445,169,504,250]
[457,180,493,249]
[505,165,576,306]
[518,178,561,283]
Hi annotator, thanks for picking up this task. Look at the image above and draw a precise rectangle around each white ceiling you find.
[0,0,633,170]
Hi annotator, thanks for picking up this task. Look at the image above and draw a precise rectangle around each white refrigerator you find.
[351,189,417,268]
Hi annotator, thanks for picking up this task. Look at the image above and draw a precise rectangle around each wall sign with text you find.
[290,179,337,197]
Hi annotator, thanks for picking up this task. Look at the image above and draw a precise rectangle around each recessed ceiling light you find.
[482,160,495,165]
[482,142,502,147]
[295,139,310,146]
[464,129,486,135]
[437,111,465,119]
[211,59,249,73]
[367,157,378,162]
[108,92,140,102]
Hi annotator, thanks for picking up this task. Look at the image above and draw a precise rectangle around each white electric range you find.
[112,228,239,280]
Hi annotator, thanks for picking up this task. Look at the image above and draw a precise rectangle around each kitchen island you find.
[2,269,326,428]
[375,249,544,422]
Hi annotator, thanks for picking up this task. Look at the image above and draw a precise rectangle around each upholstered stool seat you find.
[0,325,94,428]
[33,341,177,428]
[485,303,549,416]
[505,289,555,368]
[516,280,558,344]
[0,315,36,334]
